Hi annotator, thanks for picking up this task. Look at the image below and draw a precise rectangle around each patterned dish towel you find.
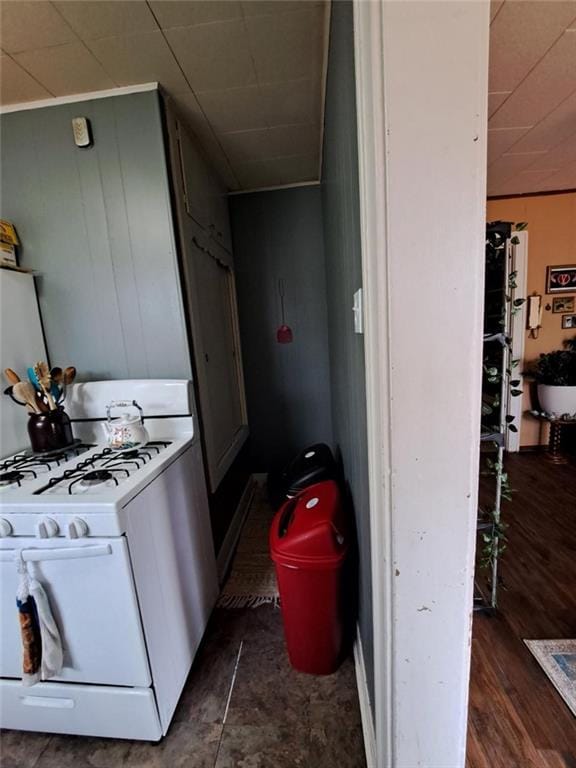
[16,553,63,686]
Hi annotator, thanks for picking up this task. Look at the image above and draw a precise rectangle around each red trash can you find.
[270,480,348,675]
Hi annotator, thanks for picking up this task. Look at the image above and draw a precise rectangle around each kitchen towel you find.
[16,552,63,685]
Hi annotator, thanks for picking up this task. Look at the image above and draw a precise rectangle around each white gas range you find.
[0,380,218,741]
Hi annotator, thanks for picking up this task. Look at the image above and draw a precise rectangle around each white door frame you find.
[353,2,490,766]
[353,4,392,765]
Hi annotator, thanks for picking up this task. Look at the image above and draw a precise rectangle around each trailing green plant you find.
[525,336,576,386]
[479,222,527,587]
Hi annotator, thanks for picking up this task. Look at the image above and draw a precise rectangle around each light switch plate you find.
[353,288,363,334]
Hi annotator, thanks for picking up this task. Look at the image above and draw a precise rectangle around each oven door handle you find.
[0,544,112,563]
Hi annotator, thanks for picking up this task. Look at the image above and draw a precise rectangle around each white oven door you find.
[0,537,151,687]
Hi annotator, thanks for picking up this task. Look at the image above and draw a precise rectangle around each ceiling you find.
[0,0,327,191]
[2,1,576,197]
[488,0,576,197]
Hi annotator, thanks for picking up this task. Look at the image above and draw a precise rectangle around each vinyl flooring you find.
[1,605,366,768]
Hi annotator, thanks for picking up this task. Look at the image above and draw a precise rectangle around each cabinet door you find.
[207,175,233,254]
[191,240,246,489]
[177,122,210,229]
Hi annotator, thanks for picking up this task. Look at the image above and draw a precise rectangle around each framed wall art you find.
[561,314,576,329]
[546,265,576,294]
[552,296,575,313]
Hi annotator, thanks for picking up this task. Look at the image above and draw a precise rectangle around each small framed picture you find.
[546,265,576,293]
[552,296,575,313]
[561,314,576,329]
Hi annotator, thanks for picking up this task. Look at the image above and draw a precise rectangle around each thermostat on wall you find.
[72,117,93,148]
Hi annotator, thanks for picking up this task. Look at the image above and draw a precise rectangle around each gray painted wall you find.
[230,186,332,471]
[0,91,191,381]
[322,2,373,705]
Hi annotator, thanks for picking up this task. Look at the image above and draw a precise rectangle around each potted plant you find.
[526,336,576,416]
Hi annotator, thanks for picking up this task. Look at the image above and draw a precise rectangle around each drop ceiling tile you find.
[54,2,157,41]
[488,91,511,117]
[87,31,189,93]
[267,123,318,157]
[488,168,559,196]
[490,1,504,23]
[530,159,576,191]
[487,127,532,166]
[165,20,256,91]
[525,132,576,171]
[260,78,319,126]
[196,86,267,132]
[241,1,323,18]
[267,153,319,185]
[0,1,77,54]
[13,43,115,96]
[170,92,240,190]
[0,54,52,104]
[245,6,324,84]
[149,1,242,29]
[489,30,576,129]
[234,158,282,189]
[487,150,550,189]
[510,90,576,153]
[218,128,274,164]
[489,1,576,92]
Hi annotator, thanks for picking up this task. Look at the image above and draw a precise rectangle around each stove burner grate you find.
[82,470,114,486]
[0,471,27,487]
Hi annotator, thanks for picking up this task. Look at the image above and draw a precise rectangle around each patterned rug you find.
[218,485,280,609]
[525,639,576,716]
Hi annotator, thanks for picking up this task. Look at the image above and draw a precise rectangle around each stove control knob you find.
[36,517,59,539]
[0,518,13,538]
[67,518,89,539]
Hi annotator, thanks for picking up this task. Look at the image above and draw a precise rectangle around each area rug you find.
[525,639,576,716]
[218,485,280,609]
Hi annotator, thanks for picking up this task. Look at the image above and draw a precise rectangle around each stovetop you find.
[0,437,193,511]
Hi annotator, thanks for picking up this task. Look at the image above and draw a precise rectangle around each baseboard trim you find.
[216,477,257,584]
[353,625,377,768]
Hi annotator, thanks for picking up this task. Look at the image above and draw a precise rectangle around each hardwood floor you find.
[467,453,576,768]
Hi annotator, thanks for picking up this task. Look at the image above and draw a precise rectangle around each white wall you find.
[355,2,489,766]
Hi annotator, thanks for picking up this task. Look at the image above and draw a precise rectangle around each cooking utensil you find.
[4,368,20,385]
[50,367,63,385]
[4,385,27,407]
[63,366,76,386]
[34,361,57,411]
[35,390,50,413]
[13,381,42,414]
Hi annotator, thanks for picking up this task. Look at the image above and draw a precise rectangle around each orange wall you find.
[486,191,576,446]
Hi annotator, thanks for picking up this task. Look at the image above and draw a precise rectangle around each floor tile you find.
[215,724,310,768]
[35,733,131,768]
[0,729,52,768]
[309,708,366,768]
[125,722,222,768]
[173,608,247,725]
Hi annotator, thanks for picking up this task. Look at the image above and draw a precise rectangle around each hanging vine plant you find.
[479,222,527,586]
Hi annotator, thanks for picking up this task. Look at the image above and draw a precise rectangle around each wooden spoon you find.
[13,381,41,414]
[4,368,20,385]
[63,366,76,385]
[50,367,63,385]
[34,361,57,411]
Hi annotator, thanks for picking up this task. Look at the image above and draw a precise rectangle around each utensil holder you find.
[27,408,74,453]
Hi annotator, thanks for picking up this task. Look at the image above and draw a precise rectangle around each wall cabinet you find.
[166,104,248,492]
[177,123,233,254]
